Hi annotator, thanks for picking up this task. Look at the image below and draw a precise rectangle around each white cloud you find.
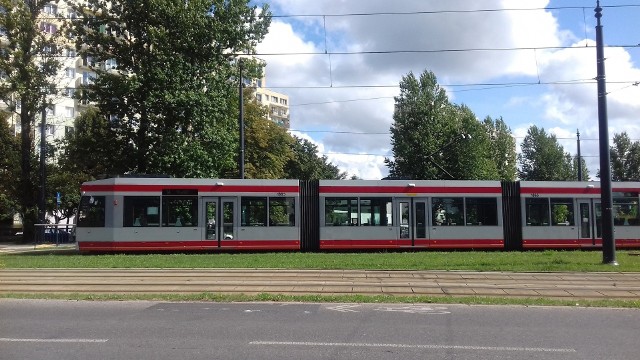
[257,1,640,180]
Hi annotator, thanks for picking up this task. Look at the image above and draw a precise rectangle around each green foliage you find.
[386,70,514,180]
[0,1,65,239]
[58,107,130,178]
[517,125,575,181]
[483,116,517,181]
[244,94,294,179]
[610,132,640,181]
[66,0,271,177]
[285,136,347,180]
[0,113,20,221]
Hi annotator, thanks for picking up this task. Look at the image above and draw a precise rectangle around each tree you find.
[285,136,346,180]
[0,112,20,223]
[66,0,271,178]
[573,155,590,181]
[386,70,511,180]
[58,106,130,179]
[243,94,293,179]
[517,125,574,181]
[610,132,640,181]
[0,1,64,239]
[483,116,517,181]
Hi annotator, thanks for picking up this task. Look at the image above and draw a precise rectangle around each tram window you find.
[77,196,105,227]
[525,198,550,226]
[241,197,267,226]
[551,198,574,226]
[432,197,463,226]
[465,198,498,226]
[613,194,639,226]
[269,197,295,226]
[162,196,198,227]
[359,198,392,226]
[325,198,358,226]
[123,196,160,227]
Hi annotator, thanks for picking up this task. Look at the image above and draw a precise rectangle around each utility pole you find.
[238,59,245,179]
[595,1,617,265]
[39,94,46,226]
[576,129,582,181]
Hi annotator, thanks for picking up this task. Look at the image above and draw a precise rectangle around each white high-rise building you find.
[253,74,290,129]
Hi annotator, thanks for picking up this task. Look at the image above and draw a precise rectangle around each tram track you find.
[1,269,639,300]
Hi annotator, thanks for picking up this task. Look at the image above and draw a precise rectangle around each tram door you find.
[397,198,428,246]
[202,197,237,246]
[578,200,603,245]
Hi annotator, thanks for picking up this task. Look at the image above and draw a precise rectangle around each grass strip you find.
[2,250,640,272]
[1,292,638,309]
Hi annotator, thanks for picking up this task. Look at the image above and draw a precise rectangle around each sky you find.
[253,0,640,180]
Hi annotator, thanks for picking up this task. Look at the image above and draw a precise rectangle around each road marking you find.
[250,341,576,353]
[374,306,451,314]
[326,304,360,312]
[0,338,108,343]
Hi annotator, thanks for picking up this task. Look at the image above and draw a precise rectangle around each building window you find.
[104,58,117,70]
[263,95,269,101]
[64,106,74,118]
[65,48,76,58]
[280,98,287,105]
[41,123,55,135]
[64,87,75,97]
[65,68,75,78]
[40,23,57,34]
[256,94,262,101]
[43,4,58,15]
[272,96,278,103]
[65,126,74,136]
[82,71,95,85]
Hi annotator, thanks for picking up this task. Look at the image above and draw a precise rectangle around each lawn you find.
[2,250,640,272]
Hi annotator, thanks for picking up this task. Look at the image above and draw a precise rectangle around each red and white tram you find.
[75,177,640,252]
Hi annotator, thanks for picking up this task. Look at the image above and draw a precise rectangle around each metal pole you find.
[595,1,617,265]
[238,60,245,179]
[577,129,582,181]
[39,94,46,226]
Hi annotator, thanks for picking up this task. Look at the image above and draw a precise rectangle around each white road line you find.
[0,338,108,343]
[250,341,576,353]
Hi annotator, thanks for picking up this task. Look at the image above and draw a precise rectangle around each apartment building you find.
[253,75,290,129]
[3,2,81,146]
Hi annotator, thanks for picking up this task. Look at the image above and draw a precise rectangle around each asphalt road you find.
[1,299,639,360]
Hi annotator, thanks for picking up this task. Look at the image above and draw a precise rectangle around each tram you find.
[75,177,640,252]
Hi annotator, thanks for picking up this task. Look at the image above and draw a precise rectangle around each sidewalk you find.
[1,268,639,301]
[0,242,76,254]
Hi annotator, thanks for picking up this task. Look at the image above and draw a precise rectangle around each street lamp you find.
[39,92,47,226]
